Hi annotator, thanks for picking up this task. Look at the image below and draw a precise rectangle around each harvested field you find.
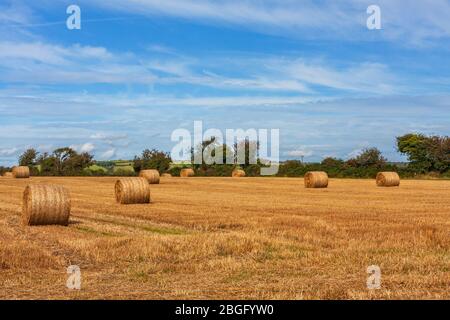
[0,177,449,299]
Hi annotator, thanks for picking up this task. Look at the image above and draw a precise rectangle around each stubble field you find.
[0,176,449,299]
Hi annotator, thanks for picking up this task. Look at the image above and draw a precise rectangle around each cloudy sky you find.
[0,0,449,165]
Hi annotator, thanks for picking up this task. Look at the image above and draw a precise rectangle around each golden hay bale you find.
[139,169,160,184]
[115,177,150,204]
[22,184,71,226]
[376,172,400,187]
[304,171,329,188]
[2,172,13,178]
[180,168,195,177]
[232,169,246,177]
[12,166,30,179]
[161,173,172,178]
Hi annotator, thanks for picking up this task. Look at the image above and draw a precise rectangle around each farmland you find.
[0,177,449,299]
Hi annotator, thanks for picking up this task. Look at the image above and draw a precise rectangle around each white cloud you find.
[37,144,54,153]
[287,149,314,158]
[0,2,32,25]
[347,140,373,158]
[86,0,450,44]
[85,0,360,34]
[271,60,398,95]
[0,91,449,164]
[0,42,112,65]
[90,133,128,141]
[0,147,20,156]
[0,90,326,112]
[0,41,309,92]
[90,133,130,147]
[100,148,116,160]
[347,149,364,159]
[0,41,158,85]
[0,40,402,95]
[80,143,95,153]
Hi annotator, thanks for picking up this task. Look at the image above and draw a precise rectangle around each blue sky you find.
[0,0,449,165]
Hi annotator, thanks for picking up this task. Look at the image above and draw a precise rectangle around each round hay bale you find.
[376,172,400,187]
[232,169,246,177]
[180,168,195,177]
[12,166,30,179]
[304,171,328,188]
[22,184,71,226]
[139,169,160,184]
[115,177,150,204]
[161,173,172,178]
[2,172,13,178]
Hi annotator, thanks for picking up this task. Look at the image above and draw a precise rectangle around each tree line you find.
[1,133,448,178]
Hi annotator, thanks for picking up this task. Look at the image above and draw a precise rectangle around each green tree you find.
[277,160,305,177]
[189,137,235,175]
[423,136,450,173]
[396,133,450,173]
[0,166,11,175]
[320,157,345,177]
[321,157,344,169]
[133,149,172,173]
[348,148,387,168]
[36,147,93,176]
[233,138,259,169]
[52,147,77,175]
[191,137,230,169]
[18,148,38,166]
[397,133,430,173]
[64,152,94,175]
[36,152,53,175]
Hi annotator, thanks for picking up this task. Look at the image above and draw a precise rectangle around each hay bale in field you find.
[2,172,13,178]
[12,166,30,179]
[22,184,71,226]
[180,168,195,177]
[161,173,172,178]
[115,177,150,204]
[304,171,328,188]
[232,169,246,177]
[139,169,160,184]
[376,172,400,187]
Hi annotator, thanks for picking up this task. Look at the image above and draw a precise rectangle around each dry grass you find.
[0,177,449,299]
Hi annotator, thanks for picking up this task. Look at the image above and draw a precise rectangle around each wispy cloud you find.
[0,147,20,157]
[0,2,33,25]
[1,89,449,165]
[0,0,448,167]
[100,148,116,160]
[90,133,128,141]
[286,148,314,158]
[86,0,450,44]
[0,40,405,95]
[70,142,96,153]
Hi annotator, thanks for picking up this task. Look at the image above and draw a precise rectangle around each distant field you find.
[0,177,449,299]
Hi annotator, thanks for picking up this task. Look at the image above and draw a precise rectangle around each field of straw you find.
[0,177,449,299]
